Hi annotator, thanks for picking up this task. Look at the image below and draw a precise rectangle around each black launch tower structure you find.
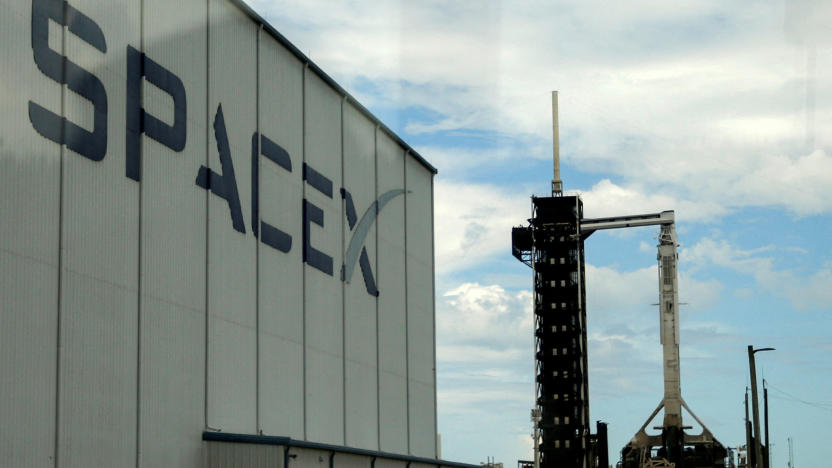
[513,195,599,468]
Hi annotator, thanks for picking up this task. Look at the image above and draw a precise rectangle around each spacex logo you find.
[341,188,406,297]
[27,0,405,297]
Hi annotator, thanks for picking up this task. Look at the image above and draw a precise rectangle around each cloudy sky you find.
[246,1,832,466]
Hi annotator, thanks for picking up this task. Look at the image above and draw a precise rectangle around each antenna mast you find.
[551,91,563,196]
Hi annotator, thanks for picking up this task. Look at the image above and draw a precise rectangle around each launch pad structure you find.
[512,195,593,468]
[511,92,728,468]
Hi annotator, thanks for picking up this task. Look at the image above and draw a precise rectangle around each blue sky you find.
[247,1,832,466]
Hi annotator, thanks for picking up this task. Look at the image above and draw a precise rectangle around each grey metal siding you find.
[0,3,60,466]
[208,442,285,468]
[206,0,258,434]
[376,133,410,454]
[257,24,306,440]
[303,69,346,445]
[343,102,381,450]
[0,0,437,465]
[139,0,208,464]
[57,0,140,465]
[405,157,437,458]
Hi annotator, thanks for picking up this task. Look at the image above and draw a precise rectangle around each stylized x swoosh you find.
[343,189,407,284]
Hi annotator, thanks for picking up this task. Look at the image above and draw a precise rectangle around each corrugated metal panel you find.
[139,0,208,465]
[343,101,379,450]
[0,255,58,466]
[206,0,258,434]
[292,447,331,468]
[57,0,140,465]
[375,133,408,454]
[0,1,60,465]
[303,70,345,445]
[208,442,284,468]
[337,453,373,468]
[203,434,485,468]
[376,459,408,468]
[405,158,436,457]
[2,0,438,463]
[257,25,306,439]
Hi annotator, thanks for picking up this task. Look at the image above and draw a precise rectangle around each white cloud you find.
[679,273,723,312]
[684,237,832,311]
[437,387,530,414]
[586,264,655,319]
[414,144,547,174]
[434,281,535,463]
[586,262,721,318]
[434,180,532,275]
[248,0,832,220]
[724,149,832,216]
[577,179,732,222]
[438,282,532,349]
[574,147,832,221]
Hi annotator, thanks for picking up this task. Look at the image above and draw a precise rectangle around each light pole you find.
[763,379,770,468]
[748,346,774,468]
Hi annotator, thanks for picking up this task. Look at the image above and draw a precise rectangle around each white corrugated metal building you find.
[0,1,468,467]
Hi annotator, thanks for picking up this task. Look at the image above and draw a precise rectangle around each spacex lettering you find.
[27,0,404,296]
[29,0,108,161]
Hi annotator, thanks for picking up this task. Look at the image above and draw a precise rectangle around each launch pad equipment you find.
[584,212,728,467]
[513,209,728,468]
[513,195,593,468]
[618,218,728,468]
[513,91,725,468]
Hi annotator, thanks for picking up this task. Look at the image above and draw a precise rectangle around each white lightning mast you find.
[551,91,563,196]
